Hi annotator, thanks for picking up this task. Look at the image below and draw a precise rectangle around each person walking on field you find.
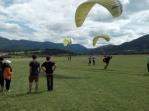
[3,60,12,92]
[28,55,40,94]
[0,57,4,92]
[103,55,112,70]
[41,56,56,91]
[147,55,149,73]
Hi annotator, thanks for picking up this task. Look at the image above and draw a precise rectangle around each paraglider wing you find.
[75,1,95,27]
[75,0,123,27]
[93,33,110,46]
[64,39,69,46]
[63,38,72,46]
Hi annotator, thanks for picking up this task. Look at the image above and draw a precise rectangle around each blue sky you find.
[0,0,149,47]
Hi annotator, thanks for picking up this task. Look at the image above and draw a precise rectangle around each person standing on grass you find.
[92,55,96,65]
[3,60,12,92]
[147,55,149,73]
[0,57,4,92]
[28,55,40,94]
[88,56,92,65]
[103,55,112,70]
[68,54,72,61]
[41,56,56,91]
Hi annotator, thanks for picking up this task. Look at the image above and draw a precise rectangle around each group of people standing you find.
[88,55,112,69]
[28,55,56,94]
[0,55,56,94]
[88,56,96,65]
[88,55,149,71]
[67,54,72,61]
[0,54,149,93]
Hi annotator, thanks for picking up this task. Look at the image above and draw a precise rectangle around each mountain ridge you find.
[0,34,149,54]
[91,34,149,54]
[0,36,88,54]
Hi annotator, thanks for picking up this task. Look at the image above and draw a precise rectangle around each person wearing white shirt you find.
[92,55,96,65]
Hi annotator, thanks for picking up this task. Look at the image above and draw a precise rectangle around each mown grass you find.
[0,55,149,111]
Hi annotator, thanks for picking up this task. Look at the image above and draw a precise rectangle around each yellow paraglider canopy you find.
[93,33,110,46]
[63,38,72,47]
[75,0,123,27]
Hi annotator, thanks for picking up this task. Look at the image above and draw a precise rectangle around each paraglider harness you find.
[103,56,112,63]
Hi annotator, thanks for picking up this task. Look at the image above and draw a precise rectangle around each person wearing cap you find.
[41,56,56,91]
[3,60,12,92]
[28,55,40,94]
[0,57,4,92]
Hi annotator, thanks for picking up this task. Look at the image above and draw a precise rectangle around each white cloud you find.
[0,22,21,31]
[120,0,130,5]
[0,0,149,48]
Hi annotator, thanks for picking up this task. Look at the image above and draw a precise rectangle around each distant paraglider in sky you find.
[92,33,110,46]
[75,0,123,27]
[63,38,72,47]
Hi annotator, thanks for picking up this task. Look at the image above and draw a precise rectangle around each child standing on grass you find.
[3,60,12,92]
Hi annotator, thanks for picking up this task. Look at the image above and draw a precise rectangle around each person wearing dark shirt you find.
[28,55,40,94]
[0,57,4,92]
[41,56,56,91]
[103,55,112,70]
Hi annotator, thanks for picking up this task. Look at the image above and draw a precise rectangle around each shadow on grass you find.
[81,68,116,73]
[5,90,47,98]
[83,68,148,77]
[54,74,90,79]
[143,74,149,76]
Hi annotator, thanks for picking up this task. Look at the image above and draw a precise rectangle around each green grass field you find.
[0,55,149,111]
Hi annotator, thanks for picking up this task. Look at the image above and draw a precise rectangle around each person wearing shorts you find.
[28,55,40,94]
